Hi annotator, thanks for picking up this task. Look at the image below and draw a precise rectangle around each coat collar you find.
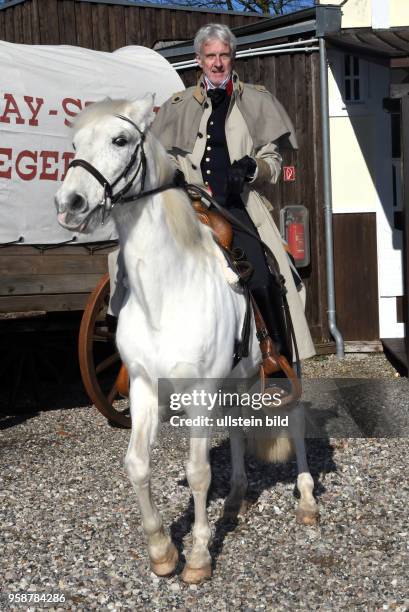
[193,70,243,104]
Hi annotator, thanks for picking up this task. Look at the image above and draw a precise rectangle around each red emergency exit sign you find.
[283,166,296,182]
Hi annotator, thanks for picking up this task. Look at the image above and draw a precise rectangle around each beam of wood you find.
[391,57,409,68]
[313,342,336,355]
[0,293,89,313]
[344,341,383,353]
[0,274,103,296]
[0,245,117,255]
[0,255,108,276]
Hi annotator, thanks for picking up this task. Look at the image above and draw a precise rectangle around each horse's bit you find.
[68,114,147,224]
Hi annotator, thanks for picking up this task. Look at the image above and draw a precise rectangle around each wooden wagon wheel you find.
[78,272,131,428]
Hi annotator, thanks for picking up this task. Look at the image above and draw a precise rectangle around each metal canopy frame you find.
[159,5,343,60]
[327,28,409,59]
[160,20,317,59]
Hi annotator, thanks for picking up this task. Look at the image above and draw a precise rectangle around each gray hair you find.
[194,23,236,57]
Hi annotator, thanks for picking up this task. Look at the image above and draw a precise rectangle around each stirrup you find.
[251,296,301,408]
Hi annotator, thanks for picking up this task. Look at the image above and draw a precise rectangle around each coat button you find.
[204,102,209,109]
[191,163,197,170]
[206,170,211,175]
[207,135,211,140]
[205,157,210,162]
[206,146,211,151]
[210,121,214,126]
[198,132,203,138]
[204,181,209,186]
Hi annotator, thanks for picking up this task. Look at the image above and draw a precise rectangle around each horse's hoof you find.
[181,563,212,584]
[296,507,320,526]
[150,542,178,577]
[223,499,249,520]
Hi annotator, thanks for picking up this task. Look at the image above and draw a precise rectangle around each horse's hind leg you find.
[181,435,212,584]
[125,375,178,576]
[224,425,248,519]
[289,403,319,525]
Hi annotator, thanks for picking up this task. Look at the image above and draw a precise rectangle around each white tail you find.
[246,431,294,463]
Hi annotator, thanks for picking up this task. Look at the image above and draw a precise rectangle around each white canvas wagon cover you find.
[0,41,184,244]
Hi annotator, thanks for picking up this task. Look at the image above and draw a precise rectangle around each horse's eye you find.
[113,137,128,147]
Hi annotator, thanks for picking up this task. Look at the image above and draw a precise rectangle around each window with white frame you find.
[344,54,361,102]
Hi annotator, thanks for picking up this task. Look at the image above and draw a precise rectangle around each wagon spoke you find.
[94,327,114,336]
[92,334,115,343]
[107,382,119,405]
[95,352,120,374]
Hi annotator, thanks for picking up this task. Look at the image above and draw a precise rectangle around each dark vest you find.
[200,91,231,205]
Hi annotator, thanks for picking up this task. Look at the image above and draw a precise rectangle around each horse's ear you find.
[127,93,156,131]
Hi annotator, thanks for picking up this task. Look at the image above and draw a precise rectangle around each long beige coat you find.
[151,72,315,360]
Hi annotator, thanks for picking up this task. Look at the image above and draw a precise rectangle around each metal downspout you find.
[319,36,345,358]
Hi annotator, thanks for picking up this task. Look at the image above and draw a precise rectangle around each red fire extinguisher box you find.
[279,205,310,268]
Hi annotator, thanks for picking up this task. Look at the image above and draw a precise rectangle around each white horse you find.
[55,96,319,584]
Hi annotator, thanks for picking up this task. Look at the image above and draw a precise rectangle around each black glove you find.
[226,156,257,196]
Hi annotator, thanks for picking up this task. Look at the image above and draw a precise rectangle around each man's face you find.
[196,38,233,87]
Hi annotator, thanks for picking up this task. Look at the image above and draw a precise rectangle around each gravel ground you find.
[302,353,399,379]
[1,353,409,611]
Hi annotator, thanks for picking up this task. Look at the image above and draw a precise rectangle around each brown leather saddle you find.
[116,199,301,406]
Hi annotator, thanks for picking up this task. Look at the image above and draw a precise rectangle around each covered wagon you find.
[0,40,183,415]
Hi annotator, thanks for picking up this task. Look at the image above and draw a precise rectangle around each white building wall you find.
[372,0,390,28]
[318,0,409,28]
[390,0,409,26]
[328,48,404,338]
[318,0,372,28]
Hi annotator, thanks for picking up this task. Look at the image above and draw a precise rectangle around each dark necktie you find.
[207,88,227,107]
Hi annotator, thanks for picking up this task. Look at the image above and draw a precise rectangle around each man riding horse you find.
[55,27,320,580]
[151,23,315,362]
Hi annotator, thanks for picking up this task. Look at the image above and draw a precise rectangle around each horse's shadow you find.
[169,403,337,572]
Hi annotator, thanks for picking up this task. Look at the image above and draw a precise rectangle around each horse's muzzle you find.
[55,190,90,231]
[57,191,88,215]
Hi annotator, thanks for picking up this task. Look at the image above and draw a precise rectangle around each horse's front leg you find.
[289,402,320,525]
[181,434,212,584]
[125,375,178,576]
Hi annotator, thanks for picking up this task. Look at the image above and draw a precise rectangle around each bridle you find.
[68,114,148,224]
